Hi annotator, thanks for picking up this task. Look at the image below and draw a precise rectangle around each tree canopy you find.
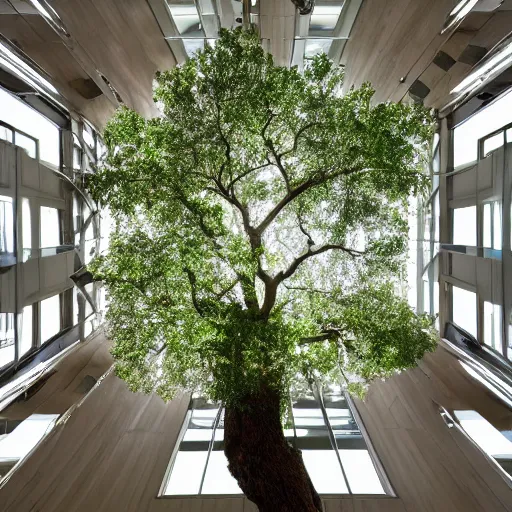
[88,28,437,408]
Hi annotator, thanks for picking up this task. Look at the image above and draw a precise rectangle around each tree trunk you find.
[224,386,323,512]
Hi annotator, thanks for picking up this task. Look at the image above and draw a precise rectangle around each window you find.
[161,392,386,496]
[18,305,33,357]
[21,198,32,262]
[39,206,61,249]
[40,295,61,344]
[453,89,512,168]
[483,132,505,158]
[452,286,477,338]
[453,206,477,246]
[0,87,59,166]
[309,4,344,36]
[14,131,36,159]
[0,195,14,264]
[454,410,512,480]
[484,302,502,351]
[0,414,59,483]
[483,202,502,250]
[0,313,15,368]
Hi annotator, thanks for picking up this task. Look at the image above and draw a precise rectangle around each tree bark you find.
[224,386,323,512]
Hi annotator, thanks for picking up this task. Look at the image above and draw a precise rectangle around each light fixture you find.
[440,0,479,35]
[450,35,512,95]
[0,41,59,94]
[28,0,70,39]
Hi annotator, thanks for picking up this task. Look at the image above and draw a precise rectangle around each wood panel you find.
[1,339,512,511]
[341,0,458,103]
[0,0,176,128]
[2,328,112,421]
[342,0,512,109]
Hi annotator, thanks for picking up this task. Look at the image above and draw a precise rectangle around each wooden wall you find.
[0,333,511,512]
[0,0,176,128]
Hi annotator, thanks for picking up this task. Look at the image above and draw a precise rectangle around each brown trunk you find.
[224,386,323,512]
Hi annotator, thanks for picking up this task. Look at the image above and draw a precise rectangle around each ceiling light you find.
[450,37,512,95]
[441,0,479,34]
[0,42,58,94]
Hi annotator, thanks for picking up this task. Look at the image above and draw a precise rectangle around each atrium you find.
[0,1,511,511]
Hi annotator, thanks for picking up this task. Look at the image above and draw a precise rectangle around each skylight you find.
[168,3,203,37]
[308,3,344,36]
[454,410,512,479]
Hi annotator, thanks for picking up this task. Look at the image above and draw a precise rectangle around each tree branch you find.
[279,121,318,159]
[256,178,316,235]
[184,267,204,316]
[214,101,231,185]
[297,213,315,247]
[255,165,375,237]
[277,244,365,283]
[284,284,331,295]
[226,161,272,190]
[215,279,239,299]
[300,328,344,345]
[265,139,291,193]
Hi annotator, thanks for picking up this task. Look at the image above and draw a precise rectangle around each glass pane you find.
[14,132,36,159]
[305,39,333,58]
[483,132,504,157]
[40,295,61,344]
[0,88,59,166]
[483,203,492,248]
[0,125,13,142]
[202,451,243,494]
[423,276,430,315]
[174,16,202,36]
[19,305,33,357]
[83,127,94,149]
[433,281,439,319]
[292,396,348,492]
[22,198,31,252]
[40,206,61,248]
[453,206,477,246]
[454,410,512,478]
[0,313,15,368]
[0,414,59,461]
[484,301,502,351]
[507,128,512,143]
[302,450,349,493]
[168,3,203,36]
[182,39,204,57]
[453,89,512,168]
[452,287,477,338]
[338,450,385,494]
[164,450,208,495]
[0,196,14,260]
[493,202,502,250]
[309,4,343,36]
[434,192,440,243]
[73,146,82,170]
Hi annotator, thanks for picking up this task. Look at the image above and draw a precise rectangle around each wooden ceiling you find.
[342,0,512,109]
[0,0,176,128]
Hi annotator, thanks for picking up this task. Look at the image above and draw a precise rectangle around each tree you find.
[87,29,437,512]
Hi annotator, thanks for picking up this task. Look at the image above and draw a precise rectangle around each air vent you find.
[69,78,103,100]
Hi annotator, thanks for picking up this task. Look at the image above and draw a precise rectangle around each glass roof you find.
[309,2,344,36]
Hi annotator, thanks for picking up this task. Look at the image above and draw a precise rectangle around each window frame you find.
[158,390,394,499]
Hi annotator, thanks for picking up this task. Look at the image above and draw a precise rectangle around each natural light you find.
[453,89,512,168]
[452,286,477,337]
[0,87,59,167]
